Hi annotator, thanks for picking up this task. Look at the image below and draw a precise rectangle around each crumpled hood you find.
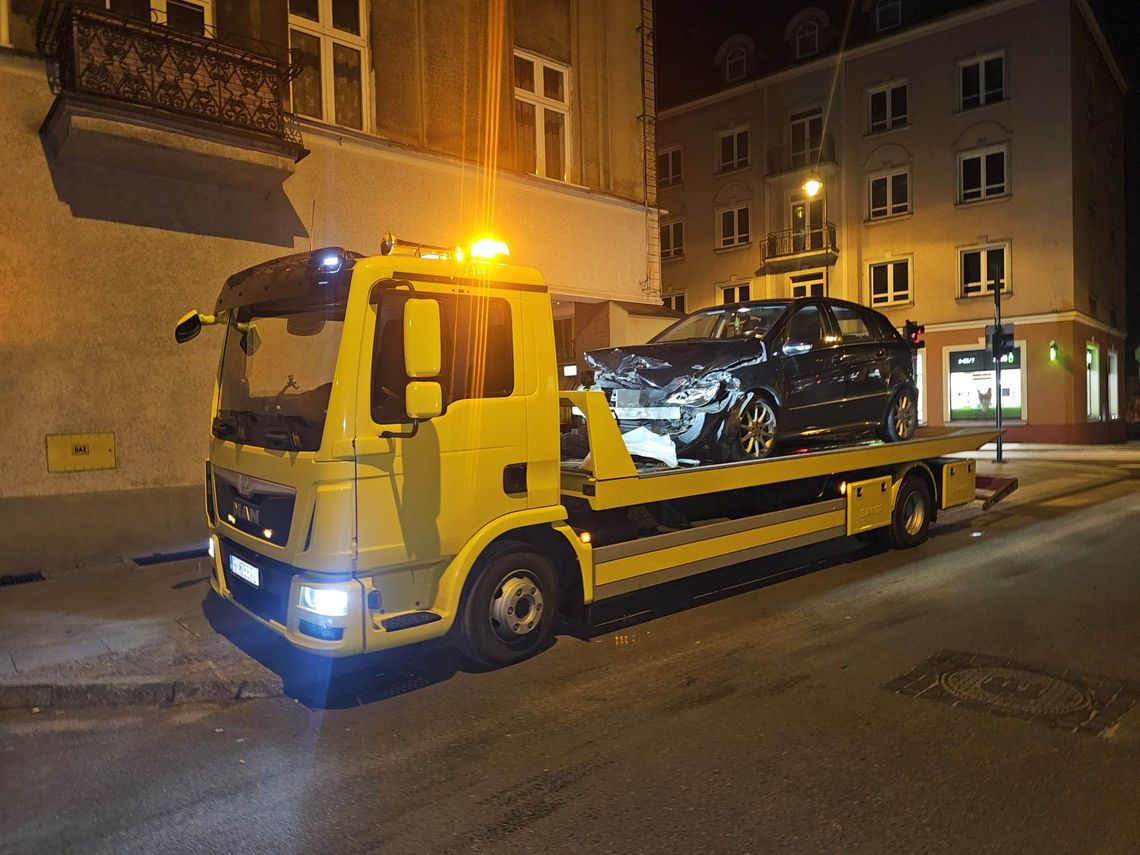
[585,339,765,389]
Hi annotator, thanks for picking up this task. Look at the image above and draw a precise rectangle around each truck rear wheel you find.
[883,474,932,549]
[456,547,560,668]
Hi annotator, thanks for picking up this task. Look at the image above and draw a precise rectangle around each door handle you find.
[503,463,528,496]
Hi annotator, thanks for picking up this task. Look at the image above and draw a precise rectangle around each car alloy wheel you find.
[738,398,777,459]
[890,390,917,441]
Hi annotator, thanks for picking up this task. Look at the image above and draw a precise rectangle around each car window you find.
[786,305,824,345]
[831,305,875,343]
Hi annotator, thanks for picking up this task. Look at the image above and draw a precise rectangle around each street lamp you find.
[802,171,823,197]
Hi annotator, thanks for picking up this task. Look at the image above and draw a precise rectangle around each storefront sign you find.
[948,347,1022,421]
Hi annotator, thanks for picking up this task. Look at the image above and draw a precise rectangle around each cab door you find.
[353,285,529,575]
[777,302,846,435]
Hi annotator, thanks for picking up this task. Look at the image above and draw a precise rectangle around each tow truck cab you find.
[179,242,573,659]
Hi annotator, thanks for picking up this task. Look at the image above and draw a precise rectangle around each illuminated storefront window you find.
[948,347,1022,421]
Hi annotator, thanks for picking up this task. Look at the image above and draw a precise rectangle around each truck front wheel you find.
[456,547,560,668]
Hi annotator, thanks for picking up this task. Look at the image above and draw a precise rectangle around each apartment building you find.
[0,0,659,568]
[656,0,1127,443]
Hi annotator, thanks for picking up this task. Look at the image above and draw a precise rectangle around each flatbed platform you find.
[561,391,999,510]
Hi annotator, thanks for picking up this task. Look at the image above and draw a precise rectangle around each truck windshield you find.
[215,303,345,451]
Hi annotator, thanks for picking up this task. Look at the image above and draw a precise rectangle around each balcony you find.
[766,136,836,176]
[38,2,305,192]
[760,223,839,271]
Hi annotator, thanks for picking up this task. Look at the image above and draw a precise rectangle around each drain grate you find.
[0,571,46,587]
[132,548,209,567]
[887,650,1140,736]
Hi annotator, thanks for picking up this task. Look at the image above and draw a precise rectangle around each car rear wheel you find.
[881,387,917,442]
[725,394,778,461]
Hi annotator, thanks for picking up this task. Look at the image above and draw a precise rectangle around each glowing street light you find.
[802,171,823,197]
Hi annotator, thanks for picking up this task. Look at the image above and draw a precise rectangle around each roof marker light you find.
[469,238,510,260]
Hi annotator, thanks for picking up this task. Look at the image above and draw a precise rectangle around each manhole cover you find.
[939,666,1090,716]
[887,650,1140,735]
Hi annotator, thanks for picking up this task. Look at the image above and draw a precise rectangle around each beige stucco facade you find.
[0,0,656,550]
[657,0,1126,442]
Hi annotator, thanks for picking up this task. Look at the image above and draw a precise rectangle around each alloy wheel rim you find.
[739,400,777,457]
[489,572,544,641]
[893,392,916,439]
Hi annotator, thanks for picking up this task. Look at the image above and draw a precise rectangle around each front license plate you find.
[229,555,260,588]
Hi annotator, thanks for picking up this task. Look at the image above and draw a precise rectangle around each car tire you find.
[881,474,932,549]
[723,393,779,462]
[881,387,918,442]
[455,545,560,668]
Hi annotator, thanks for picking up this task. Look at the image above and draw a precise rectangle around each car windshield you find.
[216,302,346,451]
[653,303,789,342]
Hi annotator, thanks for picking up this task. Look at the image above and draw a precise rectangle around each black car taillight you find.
[904,319,925,349]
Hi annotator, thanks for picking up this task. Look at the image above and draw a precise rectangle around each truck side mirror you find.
[405,381,443,419]
[175,310,203,343]
[403,298,442,378]
[175,309,218,344]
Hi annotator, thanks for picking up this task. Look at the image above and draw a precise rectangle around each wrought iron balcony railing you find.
[766,135,836,175]
[762,223,838,262]
[38,2,301,147]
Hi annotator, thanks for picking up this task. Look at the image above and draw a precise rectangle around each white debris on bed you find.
[620,426,678,468]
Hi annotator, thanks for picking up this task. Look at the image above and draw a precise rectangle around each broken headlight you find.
[665,381,722,407]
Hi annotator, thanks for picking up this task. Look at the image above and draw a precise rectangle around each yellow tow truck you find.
[175,237,1014,667]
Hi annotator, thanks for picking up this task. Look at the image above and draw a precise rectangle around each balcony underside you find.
[41,93,306,193]
[759,248,840,274]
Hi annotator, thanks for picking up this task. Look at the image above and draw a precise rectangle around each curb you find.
[0,674,284,710]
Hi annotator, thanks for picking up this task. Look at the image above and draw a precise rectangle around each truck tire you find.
[456,546,560,668]
[883,474,932,549]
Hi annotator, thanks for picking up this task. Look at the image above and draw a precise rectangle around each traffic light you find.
[992,327,1013,359]
[904,319,925,349]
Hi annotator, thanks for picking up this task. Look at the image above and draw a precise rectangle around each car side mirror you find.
[782,340,813,356]
[403,298,442,379]
[405,381,443,419]
[175,309,217,344]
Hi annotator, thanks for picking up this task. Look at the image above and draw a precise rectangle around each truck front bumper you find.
[210,534,366,657]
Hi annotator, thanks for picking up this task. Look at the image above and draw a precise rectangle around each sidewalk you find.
[0,556,287,709]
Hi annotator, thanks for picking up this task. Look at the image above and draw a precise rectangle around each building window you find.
[869,259,910,306]
[960,244,1008,297]
[1086,344,1101,421]
[949,345,1022,421]
[514,49,571,181]
[788,270,826,298]
[1107,350,1120,419]
[721,283,751,304]
[657,146,682,187]
[868,82,907,132]
[959,145,1007,202]
[663,292,686,313]
[717,205,751,248]
[795,21,819,59]
[874,0,902,32]
[660,220,685,260]
[725,45,747,82]
[289,0,367,131]
[716,127,749,172]
[107,0,214,34]
[553,317,575,362]
[868,169,909,219]
[960,52,1004,110]
[789,108,823,168]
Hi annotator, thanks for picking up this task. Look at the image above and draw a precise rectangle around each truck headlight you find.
[665,382,721,407]
[298,586,349,617]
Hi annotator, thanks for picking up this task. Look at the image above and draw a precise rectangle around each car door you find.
[777,302,847,436]
[828,303,892,426]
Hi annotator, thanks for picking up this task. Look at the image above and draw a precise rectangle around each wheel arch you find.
[481,522,590,618]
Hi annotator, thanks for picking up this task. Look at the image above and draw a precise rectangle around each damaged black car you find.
[585,298,919,463]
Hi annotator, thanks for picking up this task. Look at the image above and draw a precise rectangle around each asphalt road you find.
[3,460,1140,855]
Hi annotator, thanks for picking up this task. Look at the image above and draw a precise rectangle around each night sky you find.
[655,0,1140,374]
